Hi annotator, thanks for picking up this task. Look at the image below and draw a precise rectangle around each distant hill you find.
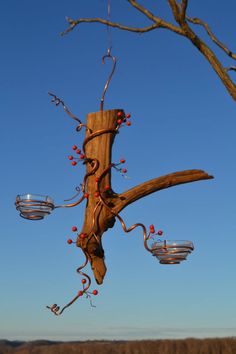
[0,338,235,354]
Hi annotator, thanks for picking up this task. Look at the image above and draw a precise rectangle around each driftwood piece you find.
[76,109,213,285]
[76,109,121,284]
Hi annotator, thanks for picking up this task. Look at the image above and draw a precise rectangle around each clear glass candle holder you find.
[15,194,54,220]
[151,240,194,264]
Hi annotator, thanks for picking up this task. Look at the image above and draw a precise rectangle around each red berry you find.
[84,193,89,198]
[80,154,85,159]
[95,177,100,182]
[81,278,86,284]
[104,185,110,191]
[122,168,127,174]
[149,225,155,234]
[120,159,126,164]
[75,149,81,154]
[80,233,87,239]
[72,226,77,232]
[117,119,122,125]
[78,291,83,297]
[126,113,131,118]
[71,161,77,166]
[72,145,77,150]
[94,192,100,198]
[67,239,73,245]
[68,155,73,160]
[117,111,123,117]
[126,121,131,126]
[158,230,163,236]
[92,290,98,296]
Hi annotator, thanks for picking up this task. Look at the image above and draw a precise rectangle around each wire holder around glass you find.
[15,194,55,220]
[151,240,194,264]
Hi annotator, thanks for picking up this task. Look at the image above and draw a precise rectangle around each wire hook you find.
[100,47,117,111]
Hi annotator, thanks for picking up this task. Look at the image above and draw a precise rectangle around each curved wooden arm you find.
[113,169,214,214]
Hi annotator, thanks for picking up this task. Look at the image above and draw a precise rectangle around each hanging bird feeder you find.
[14,0,213,316]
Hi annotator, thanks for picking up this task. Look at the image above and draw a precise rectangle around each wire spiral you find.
[48,92,91,132]
[46,253,92,316]
[94,164,154,253]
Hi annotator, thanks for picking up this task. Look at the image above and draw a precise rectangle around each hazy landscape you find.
[0,338,235,354]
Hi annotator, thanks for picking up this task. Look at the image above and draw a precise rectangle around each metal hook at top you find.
[100,47,117,111]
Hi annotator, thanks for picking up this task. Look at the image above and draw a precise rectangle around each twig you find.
[127,0,184,35]
[60,2,236,100]
[61,17,183,37]
[225,66,236,72]
[186,16,236,60]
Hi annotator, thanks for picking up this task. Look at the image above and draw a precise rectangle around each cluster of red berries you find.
[149,224,163,236]
[94,176,111,194]
[113,157,128,176]
[78,278,98,297]
[116,111,132,127]
[119,158,127,174]
[94,185,111,197]
[67,226,87,244]
[68,145,85,166]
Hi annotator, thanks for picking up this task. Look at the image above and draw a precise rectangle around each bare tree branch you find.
[127,0,184,34]
[179,0,188,22]
[168,0,181,22]
[127,0,158,22]
[62,14,184,37]
[186,16,236,60]
[182,25,236,100]
[166,2,236,100]
[225,66,236,72]
[61,17,161,36]
[61,1,236,100]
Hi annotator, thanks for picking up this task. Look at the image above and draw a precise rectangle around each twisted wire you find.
[82,128,117,152]
[48,92,91,132]
[55,158,99,208]
[46,253,90,316]
[100,52,116,111]
[107,0,112,50]
[100,0,116,111]
[47,200,102,316]
[63,186,82,202]
[95,164,153,253]
[47,123,123,315]
[78,201,103,248]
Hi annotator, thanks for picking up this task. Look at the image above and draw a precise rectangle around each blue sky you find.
[1,0,236,341]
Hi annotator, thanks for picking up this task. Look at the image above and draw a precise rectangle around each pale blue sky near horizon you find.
[0,0,236,341]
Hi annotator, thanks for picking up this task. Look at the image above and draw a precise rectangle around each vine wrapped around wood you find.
[76,109,213,284]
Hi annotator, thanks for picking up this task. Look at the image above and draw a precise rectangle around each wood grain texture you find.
[77,109,121,284]
[76,109,213,285]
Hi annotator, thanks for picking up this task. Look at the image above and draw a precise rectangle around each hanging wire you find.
[48,92,82,128]
[100,0,117,111]
[107,0,112,50]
